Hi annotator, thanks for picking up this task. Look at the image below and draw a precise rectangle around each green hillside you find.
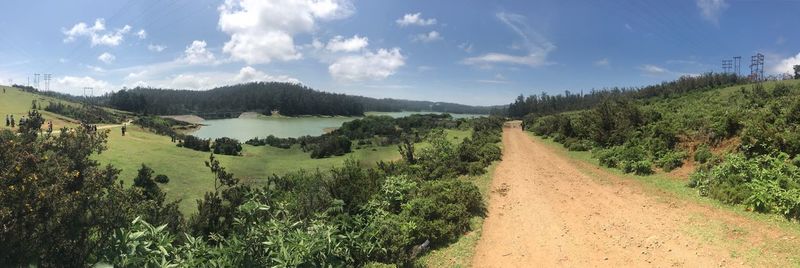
[0,86,472,213]
[523,79,800,220]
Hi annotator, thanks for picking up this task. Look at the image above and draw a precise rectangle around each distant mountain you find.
[98,82,500,117]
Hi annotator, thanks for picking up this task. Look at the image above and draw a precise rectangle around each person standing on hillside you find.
[5,115,9,127]
[121,124,126,136]
[10,115,15,128]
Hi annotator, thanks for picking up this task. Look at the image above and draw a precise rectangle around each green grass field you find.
[0,85,475,215]
[0,86,83,129]
[98,125,469,213]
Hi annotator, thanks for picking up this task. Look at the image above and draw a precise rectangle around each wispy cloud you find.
[412,31,442,43]
[462,12,555,68]
[638,64,668,75]
[696,0,728,25]
[594,58,610,67]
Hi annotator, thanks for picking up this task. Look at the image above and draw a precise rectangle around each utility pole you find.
[43,74,51,91]
[750,53,765,81]
[33,73,40,90]
[733,56,741,77]
[721,60,733,74]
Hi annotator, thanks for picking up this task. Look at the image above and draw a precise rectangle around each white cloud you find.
[86,65,106,73]
[98,52,115,64]
[697,0,728,25]
[329,48,405,81]
[413,31,442,43]
[639,64,669,75]
[217,0,354,64]
[594,58,610,67]
[148,44,166,52]
[624,23,633,31]
[462,52,551,67]
[396,12,436,27]
[458,42,474,53]
[126,66,300,90]
[462,12,555,68]
[182,40,215,64]
[136,29,147,39]
[53,76,113,95]
[62,18,133,47]
[771,52,800,74]
[325,35,368,52]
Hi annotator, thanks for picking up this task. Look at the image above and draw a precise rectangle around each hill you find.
[518,78,800,223]
[96,82,498,117]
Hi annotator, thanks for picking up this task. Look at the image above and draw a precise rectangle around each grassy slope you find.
[0,85,474,214]
[0,86,82,129]
[97,123,471,214]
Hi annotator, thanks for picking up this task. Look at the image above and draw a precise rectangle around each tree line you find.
[99,82,496,117]
[506,72,744,118]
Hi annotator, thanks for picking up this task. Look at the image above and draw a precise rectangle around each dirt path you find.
[471,123,797,267]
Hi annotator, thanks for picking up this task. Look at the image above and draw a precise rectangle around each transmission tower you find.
[721,60,733,73]
[733,56,741,76]
[43,74,52,91]
[33,73,40,90]
[750,53,765,81]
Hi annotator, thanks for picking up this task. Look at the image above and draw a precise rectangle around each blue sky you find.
[0,0,798,106]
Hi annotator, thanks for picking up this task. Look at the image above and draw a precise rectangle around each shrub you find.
[402,179,483,246]
[180,135,210,152]
[694,144,712,163]
[656,150,686,172]
[622,160,653,175]
[213,137,242,156]
[154,174,170,184]
[310,135,352,158]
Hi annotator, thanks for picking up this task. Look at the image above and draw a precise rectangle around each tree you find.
[794,65,800,79]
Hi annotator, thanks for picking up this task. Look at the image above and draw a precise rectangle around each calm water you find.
[190,112,485,140]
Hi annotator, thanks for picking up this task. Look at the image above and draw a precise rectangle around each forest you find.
[100,82,496,117]
[0,107,504,266]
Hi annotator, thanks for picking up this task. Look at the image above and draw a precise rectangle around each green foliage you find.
[694,144,713,164]
[655,150,686,171]
[0,112,182,266]
[213,137,243,156]
[309,135,352,158]
[692,153,800,220]
[179,135,210,152]
[134,116,186,137]
[45,101,121,124]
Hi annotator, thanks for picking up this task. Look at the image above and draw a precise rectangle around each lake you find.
[189,112,485,140]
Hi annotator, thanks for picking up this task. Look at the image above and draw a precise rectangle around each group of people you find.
[80,121,99,133]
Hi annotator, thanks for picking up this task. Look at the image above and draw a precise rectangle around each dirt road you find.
[471,124,797,267]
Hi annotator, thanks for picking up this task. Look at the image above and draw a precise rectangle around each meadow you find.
[97,123,470,213]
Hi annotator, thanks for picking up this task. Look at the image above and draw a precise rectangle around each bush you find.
[656,150,686,172]
[622,160,653,175]
[691,153,800,220]
[213,137,242,156]
[310,135,352,158]
[179,135,210,152]
[402,179,483,246]
[154,174,170,184]
[694,145,712,163]
[565,138,593,151]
